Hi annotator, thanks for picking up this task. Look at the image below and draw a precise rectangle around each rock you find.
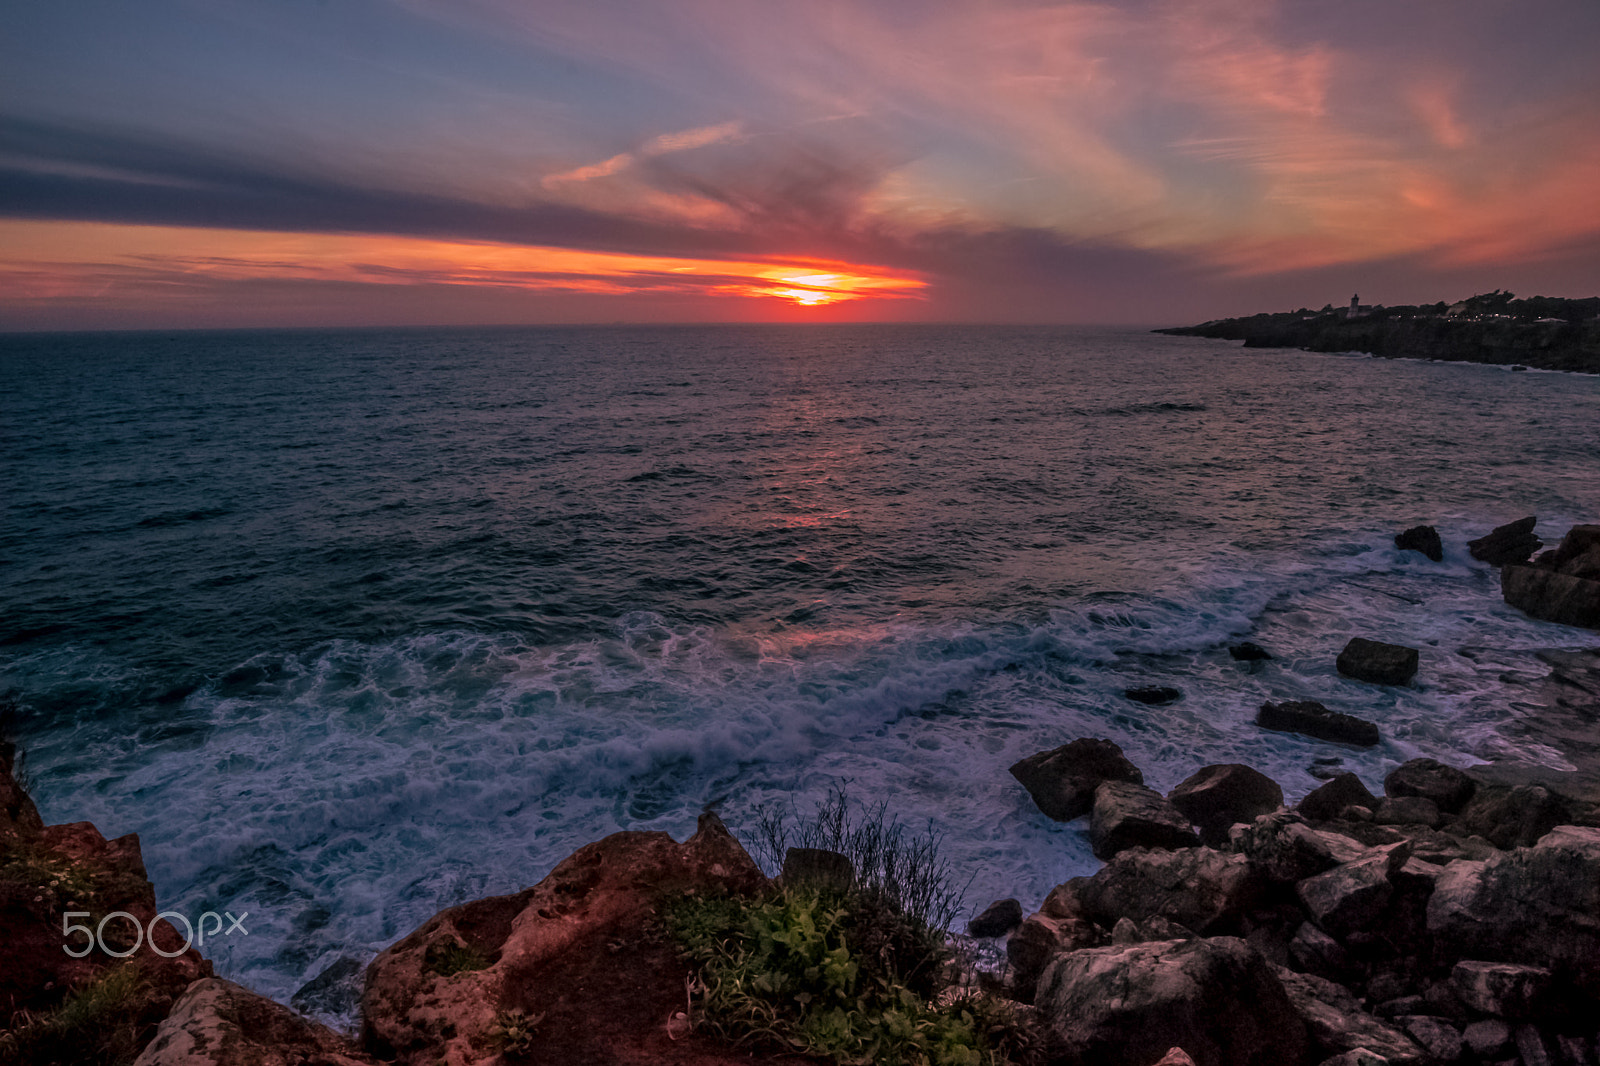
[1426,827,1600,992]
[290,955,364,1020]
[1072,846,1265,935]
[1010,737,1145,821]
[133,978,375,1066]
[1395,526,1444,562]
[1035,937,1309,1066]
[1395,1016,1462,1063]
[1007,913,1102,998]
[780,846,853,890]
[1337,638,1420,686]
[1392,857,1444,893]
[1516,1024,1555,1066]
[1468,516,1542,567]
[1090,780,1200,859]
[1168,764,1285,846]
[1230,810,1366,883]
[1373,996,1427,1018]
[1316,1052,1392,1066]
[966,897,1023,938]
[1309,757,1346,781]
[1259,701,1381,747]
[1151,1050,1198,1066]
[1230,642,1274,661]
[1126,685,1183,705]
[1502,565,1600,629]
[1297,842,1412,939]
[0,728,44,846]
[1341,805,1375,821]
[1299,774,1382,822]
[1374,796,1442,828]
[1542,524,1600,571]
[1384,759,1477,813]
[362,811,768,1065]
[1461,1019,1512,1058]
[1290,921,1352,980]
[1274,967,1427,1064]
[1449,961,1552,1020]
[1456,786,1571,849]
[1111,916,1141,945]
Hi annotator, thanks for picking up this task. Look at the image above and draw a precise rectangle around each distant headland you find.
[1156,291,1600,374]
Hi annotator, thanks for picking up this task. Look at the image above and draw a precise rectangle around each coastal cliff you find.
[1156,293,1600,374]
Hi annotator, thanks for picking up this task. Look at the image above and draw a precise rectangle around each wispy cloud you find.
[542,120,744,188]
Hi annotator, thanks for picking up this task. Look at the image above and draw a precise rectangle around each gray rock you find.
[1111,917,1141,945]
[1297,842,1411,940]
[1259,701,1381,747]
[1461,1019,1511,1058]
[1337,638,1420,686]
[1290,921,1352,979]
[1516,1024,1555,1066]
[1384,758,1477,813]
[1450,961,1552,1020]
[1010,737,1143,822]
[1396,1016,1462,1062]
[133,978,374,1066]
[1456,785,1570,849]
[1073,846,1265,935]
[1375,796,1442,828]
[1274,967,1427,1065]
[1468,516,1541,567]
[1502,565,1600,629]
[1168,764,1284,846]
[1427,827,1600,992]
[1006,914,1101,998]
[1396,525,1444,562]
[1373,997,1427,1019]
[1230,641,1273,661]
[1090,780,1200,859]
[1036,937,1309,1066]
[289,955,364,1020]
[966,897,1023,938]
[1230,810,1365,883]
[1300,774,1382,822]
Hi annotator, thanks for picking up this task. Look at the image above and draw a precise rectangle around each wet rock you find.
[1299,774,1382,822]
[1297,842,1412,939]
[1168,764,1285,846]
[1456,785,1571,849]
[780,846,853,890]
[1461,1019,1512,1058]
[1035,937,1309,1066]
[1309,757,1347,781]
[1274,967,1427,1065]
[1450,961,1552,1020]
[1230,641,1274,661]
[1541,524,1600,571]
[134,978,375,1066]
[1395,525,1444,562]
[1426,827,1600,993]
[1502,565,1600,629]
[1384,759,1477,814]
[966,897,1023,938]
[1072,846,1265,935]
[1010,737,1144,822]
[1395,1015,1462,1063]
[1126,685,1183,705]
[1337,638,1420,686]
[290,955,364,1020]
[1258,701,1381,747]
[1468,516,1542,567]
[1374,796,1442,828]
[1090,780,1200,859]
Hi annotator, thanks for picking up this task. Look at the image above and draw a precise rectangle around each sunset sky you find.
[4,0,1598,329]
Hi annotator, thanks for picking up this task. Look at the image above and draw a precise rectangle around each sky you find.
[3,0,1599,329]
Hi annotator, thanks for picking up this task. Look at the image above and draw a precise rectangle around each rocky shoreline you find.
[2,520,1598,1066]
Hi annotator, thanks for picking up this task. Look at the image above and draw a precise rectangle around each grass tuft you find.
[423,938,492,977]
[0,965,147,1066]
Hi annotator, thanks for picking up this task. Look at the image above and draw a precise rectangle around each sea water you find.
[2,324,1597,1009]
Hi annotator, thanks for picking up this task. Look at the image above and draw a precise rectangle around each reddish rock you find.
[1502,565,1600,629]
[1090,781,1200,859]
[1168,764,1284,845]
[133,978,375,1065]
[1072,846,1265,936]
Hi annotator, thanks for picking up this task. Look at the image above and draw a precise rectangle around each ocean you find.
[2,324,1597,1010]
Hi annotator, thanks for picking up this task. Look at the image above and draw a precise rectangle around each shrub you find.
[0,965,147,1066]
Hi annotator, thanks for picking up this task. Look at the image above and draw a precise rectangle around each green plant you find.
[486,1009,541,1057]
[0,965,147,1066]
[423,938,491,977]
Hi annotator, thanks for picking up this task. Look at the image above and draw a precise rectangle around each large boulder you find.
[1468,516,1541,566]
[1426,826,1600,992]
[1071,846,1266,935]
[1229,810,1366,883]
[1168,764,1284,845]
[1455,785,1570,849]
[1010,737,1144,822]
[362,812,768,1065]
[1336,638,1420,686]
[1090,781,1200,859]
[1298,773,1381,822]
[966,897,1023,938]
[1395,525,1443,562]
[1502,565,1600,629]
[133,978,375,1066]
[1384,759,1477,814]
[1258,701,1380,747]
[1297,842,1412,940]
[1274,968,1428,1065]
[1034,937,1310,1066]
[1449,961,1553,1020]
[1373,796,1441,828]
[1006,913,1103,998]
